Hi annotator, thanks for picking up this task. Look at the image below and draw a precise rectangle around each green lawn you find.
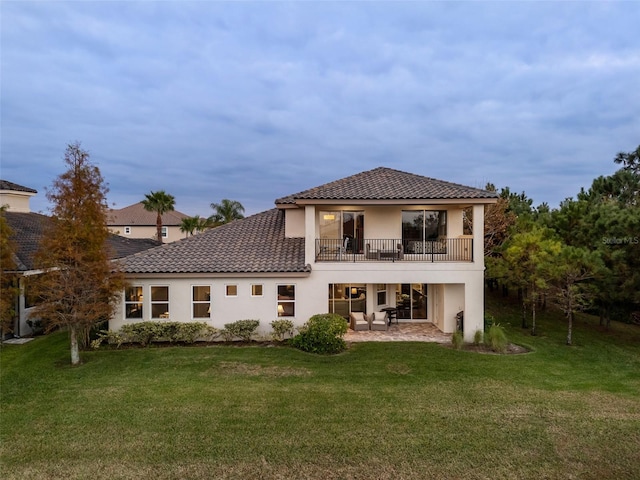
[2,294,639,480]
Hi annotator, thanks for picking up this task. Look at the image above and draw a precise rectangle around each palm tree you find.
[142,190,175,243]
[179,216,200,238]
[180,215,215,237]
[195,216,215,232]
[209,199,245,226]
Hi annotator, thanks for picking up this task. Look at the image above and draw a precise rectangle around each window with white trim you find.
[277,284,295,317]
[192,285,210,318]
[151,286,169,318]
[161,226,168,238]
[124,226,131,235]
[225,285,238,297]
[125,286,143,319]
[251,284,263,297]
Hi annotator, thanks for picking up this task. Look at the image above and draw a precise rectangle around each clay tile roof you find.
[108,202,189,226]
[119,209,310,274]
[4,211,160,272]
[275,166,498,204]
[0,180,37,194]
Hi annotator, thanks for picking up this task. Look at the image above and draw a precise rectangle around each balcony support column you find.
[472,205,484,266]
[305,205,316,265]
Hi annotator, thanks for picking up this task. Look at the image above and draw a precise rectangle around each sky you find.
[1,1,639,217]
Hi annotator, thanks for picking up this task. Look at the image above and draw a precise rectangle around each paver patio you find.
[345,322,451,343]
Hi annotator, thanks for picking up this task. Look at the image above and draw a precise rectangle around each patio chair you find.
[369,311,388,331]
[349,311,369,331]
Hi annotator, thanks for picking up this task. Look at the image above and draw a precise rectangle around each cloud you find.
[1,1,639,216]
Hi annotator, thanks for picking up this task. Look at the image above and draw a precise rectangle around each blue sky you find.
[2,1,639,216]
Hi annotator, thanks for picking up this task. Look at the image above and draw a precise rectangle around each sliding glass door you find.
[396,283,428,320]
[402,210,446,254]
[319,211,365,253]
[328,283,366,319]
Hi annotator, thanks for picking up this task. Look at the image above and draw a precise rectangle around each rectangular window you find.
[251,284,263,297]
[125,286,143,319]
[124,226,131,235]
[151,286,169,318]
[192,285,210,318]
[225,284,238,297]
[377,284,387,306]
[277,284,295,317]
[161,226,168,238]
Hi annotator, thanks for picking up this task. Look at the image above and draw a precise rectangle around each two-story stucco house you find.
[110,167,498,341]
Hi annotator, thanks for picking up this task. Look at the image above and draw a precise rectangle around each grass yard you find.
[1,293,639,480]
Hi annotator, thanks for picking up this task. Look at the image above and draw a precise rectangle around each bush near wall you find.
[291,313,348,354]
[220,320,260,342]
[270,319,295,341]
[91,322,218,348]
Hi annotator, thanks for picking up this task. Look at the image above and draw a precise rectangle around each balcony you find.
[315,238,473,263]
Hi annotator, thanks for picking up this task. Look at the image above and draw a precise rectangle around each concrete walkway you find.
[345,322,451,343]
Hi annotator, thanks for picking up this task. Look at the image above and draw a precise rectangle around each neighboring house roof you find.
[0,180,38,194]
[275,166,498,205]
[120,209,309,274]
[108,202,189,226]
[4,211,160,272]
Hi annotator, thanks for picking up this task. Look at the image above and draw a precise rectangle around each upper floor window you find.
[161,226,168,238]
[124,226,131,235]
[192,285,210,318]
[125,286,143,319]
[225,285,238,297]
[151,286,169,318]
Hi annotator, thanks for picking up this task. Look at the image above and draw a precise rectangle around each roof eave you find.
[286,198,498,206]
[122,270,312,278]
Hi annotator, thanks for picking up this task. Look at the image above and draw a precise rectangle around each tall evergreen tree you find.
[502,224,562,335]
[549,245,603,345]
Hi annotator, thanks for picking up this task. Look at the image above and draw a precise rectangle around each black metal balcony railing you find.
[315,238,473,263]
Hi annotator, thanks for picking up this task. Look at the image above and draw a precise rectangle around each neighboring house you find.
[0,180,38,213]
[108,202,190,243]
[110,167,498,341]
[1,180,160,337]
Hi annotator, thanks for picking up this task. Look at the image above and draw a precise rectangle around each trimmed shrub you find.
[270,319,295,341]
[220,319,260,342]
[486,323,508,353]
[91,322,217,348]
[451,330,464,350]
[291,313,348,354]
